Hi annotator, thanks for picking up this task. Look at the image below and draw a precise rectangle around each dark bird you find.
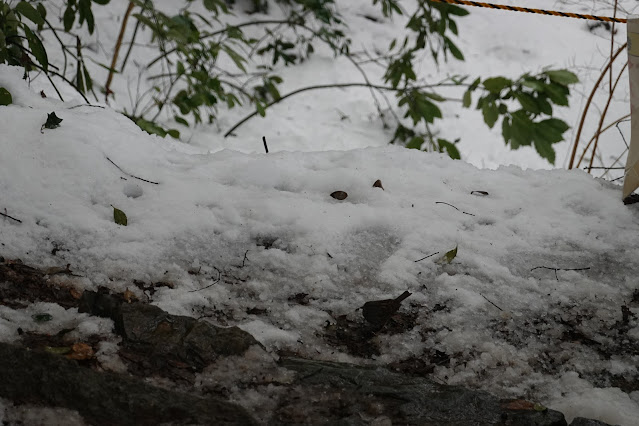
[362,291,412,327]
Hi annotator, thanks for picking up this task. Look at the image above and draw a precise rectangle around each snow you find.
[1,0,639,424]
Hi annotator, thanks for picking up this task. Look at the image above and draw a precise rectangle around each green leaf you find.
[32,313,53,322]
[462,90,471,108]
[83,65,93,92]
[36,3,47,23]
[544,69,579,86]
[444,37,464,60]
[15,1,44,26]
[521,79,544,91]
[174,116,189,126]
[438,139,461,159]
[543,83,569,106]
[43,112,63,129]
[45,346,72,355]
[515,92,540,114]
[63,6,75,31]
[534,118,569,144]
[405,136,423,150]
[510,111,534,147]
[436,246,458,265]
[136,118,168,137]
[0,87,12,106]
[533,139,556,164]
[482,101,499,128]
[23,25,48,72]
[255,101,266,117]
[536,96,553,115]
[78,0,95,33]
[113,206,128,226]
[167,129,180,139]
[482,77,511,94]
[222,45,247,72]
[424,92,446,102]
[501,115,511,143]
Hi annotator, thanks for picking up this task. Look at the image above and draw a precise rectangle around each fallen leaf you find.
[330,191,348,200]
[66,342,94,360]
[123,288,137,303]
[69,288,83,299]
[42,112,62,130]
[471,190,489,196]
[45,346,71,355]
[436,246,458,265]
[112,205,128,226]
[32,313,53,322]
[40,90,46,98]
[373,179,384,190]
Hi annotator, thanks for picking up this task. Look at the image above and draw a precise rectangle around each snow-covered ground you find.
[2,0,639,424]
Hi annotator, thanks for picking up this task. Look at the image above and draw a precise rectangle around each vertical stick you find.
[105,1,135,102]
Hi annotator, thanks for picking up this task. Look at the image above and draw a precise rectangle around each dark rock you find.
[570,418,617,426]
[0,342,258,425]
[274,357,567,425]
[79,290,260,371]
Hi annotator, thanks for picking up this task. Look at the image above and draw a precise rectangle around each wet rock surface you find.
[0,342,258,426]
[0,260,622,425]
[274,357,568,425]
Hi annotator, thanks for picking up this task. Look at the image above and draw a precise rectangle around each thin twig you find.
[106,1,135,102]
[121,16,141,72]
[568,42,626,169]
[188,269,221,292]
[262,136,269,153]
[67,104,106,110]
[530,266,591,281]
[587,60,628,172]
[435,201,475,216]
[414,252,439,263]
[106,156,159,184]
[223,82,440,137]
[1,210,22,223]
[480,293,502,311]
[241,250,249,268]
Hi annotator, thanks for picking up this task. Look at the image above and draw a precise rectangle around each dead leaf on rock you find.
[66,342,94,360]
[123,288,138,303]
[373,179,384,190]
[330,191,348,200]
[69,288,83,299]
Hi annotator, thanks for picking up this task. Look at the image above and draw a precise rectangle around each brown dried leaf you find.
[330,191,348,200]
[69,288,83,299]
[123,288,138,303]
[66,342,94,360]
[373,179,384,190]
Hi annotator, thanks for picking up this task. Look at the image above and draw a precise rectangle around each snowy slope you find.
[1,64,639,424]
[3,0,639,424]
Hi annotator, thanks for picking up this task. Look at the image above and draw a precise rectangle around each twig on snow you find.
[530,266,591,281]
[435,201,475,216]
[106,156,159,185]
[262,136,269,153]
[480,293,503,311]
[1,209,22,223]
[414,252,439,263]
[189,269,222,292]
